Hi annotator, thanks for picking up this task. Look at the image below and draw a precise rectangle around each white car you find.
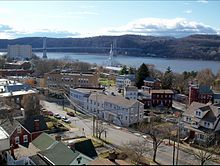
[62,118,71,123]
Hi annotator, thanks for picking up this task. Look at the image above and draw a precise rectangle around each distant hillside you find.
[1,34,220,60]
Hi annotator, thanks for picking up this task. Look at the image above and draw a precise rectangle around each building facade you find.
[189,84,213,104]
[181,102,220,144]
[44,69,99,94]
[143,77,161,90]
[86,93,144,127]
[7,45,32,60]
[150,89,174,107]
[116,74,136,90]
[123,86,138,100]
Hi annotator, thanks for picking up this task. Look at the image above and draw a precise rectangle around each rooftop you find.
[32,133,56,151]
[150,89,174,94]
[124,86,138,91]
[144,76,161,82]
[0,126,9,140]
[71,87,104,94]
[89,93,138,108]
[199,85,213,94]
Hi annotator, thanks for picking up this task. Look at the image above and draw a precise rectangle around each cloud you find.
[0,24,12,31]
[197,0,208,4]
[95,18,218,38]
[0,24,81,39]
[183,10,192,14]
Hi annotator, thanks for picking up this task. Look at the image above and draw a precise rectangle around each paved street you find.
[41,100,218,165]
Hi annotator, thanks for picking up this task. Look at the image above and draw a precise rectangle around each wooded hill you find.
[1,34,220,60]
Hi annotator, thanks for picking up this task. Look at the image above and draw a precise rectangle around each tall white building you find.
[7,45,32,60]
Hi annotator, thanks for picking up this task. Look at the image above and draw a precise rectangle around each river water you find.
[1,52,220,74]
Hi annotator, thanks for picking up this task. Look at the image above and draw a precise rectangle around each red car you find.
[67,112,75,117]
[44,111,54,116]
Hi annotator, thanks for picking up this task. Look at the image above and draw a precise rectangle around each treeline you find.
[120,63,220,94]
[1,34,220,60]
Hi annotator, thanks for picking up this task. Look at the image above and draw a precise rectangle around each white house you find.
[69,87,104,109]
[123,86,138,100]
[86,93,144,127]
[116,74,136,90]
[181,102,220,144]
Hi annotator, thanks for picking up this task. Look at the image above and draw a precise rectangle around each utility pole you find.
[176,116,181,165]
[92,116,95,137]
[137,101,140,127]
[62,91,64,110]
[95,92,99,138]
[173,141,176,165]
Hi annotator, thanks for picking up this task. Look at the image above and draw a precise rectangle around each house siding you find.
[10,126,31,148]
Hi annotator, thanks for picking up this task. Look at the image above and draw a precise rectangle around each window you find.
[15,136,20,144]
[17,125,21,133]
[23,135,28,143]
[199,134,204,140]
[207,122,210,127]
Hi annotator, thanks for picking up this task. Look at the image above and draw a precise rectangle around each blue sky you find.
[0,0,219,39]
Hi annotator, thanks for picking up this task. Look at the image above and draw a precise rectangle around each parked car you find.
[67,112,75,117]
[46,111,54,116]
[54,113,61,119]
[62,118,71,123]
[61,116,67,120]
[42,111,54,116]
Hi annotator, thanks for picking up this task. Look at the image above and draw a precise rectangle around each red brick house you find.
[143,77,161,90]
[1,119,31,149]
[1,115,48,149]
[150,89,174,107]
[21,115,48,141]
[189,84,213,104]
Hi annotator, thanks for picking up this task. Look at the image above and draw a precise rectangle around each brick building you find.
[44,69,99,94]
[189,84,213,104]
[142,77,161,90]
[150,89,174,107]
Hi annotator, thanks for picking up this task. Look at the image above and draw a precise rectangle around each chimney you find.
[34,119,40,131]
[55,135,62,141]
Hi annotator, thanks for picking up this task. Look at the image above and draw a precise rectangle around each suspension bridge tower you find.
[42,37,47,59]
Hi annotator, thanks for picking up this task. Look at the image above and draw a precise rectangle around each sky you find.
[0,0,220,39]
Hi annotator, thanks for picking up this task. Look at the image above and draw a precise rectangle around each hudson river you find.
[1,52,220,74]
[35,52,220,74]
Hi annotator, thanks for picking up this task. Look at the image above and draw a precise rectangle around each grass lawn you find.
[99,78,115,86]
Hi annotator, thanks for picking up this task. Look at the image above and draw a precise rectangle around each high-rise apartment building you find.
[7,45,32,60]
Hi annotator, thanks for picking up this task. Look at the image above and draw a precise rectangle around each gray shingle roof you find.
[89,93,137,108]
[124,86,138,91]
[21,115,48,133]
[144,77,160,82]
[1,119,20,135]
[199,85,213,94]
[183,102,206,117]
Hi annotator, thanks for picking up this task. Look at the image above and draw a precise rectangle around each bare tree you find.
[139,118,170,162]
[193,149,213,166]
[122,139,151,165]
[195,68,215,86]
[192,133,220,165]
[96,121,107,139]
[21,94,40,119]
